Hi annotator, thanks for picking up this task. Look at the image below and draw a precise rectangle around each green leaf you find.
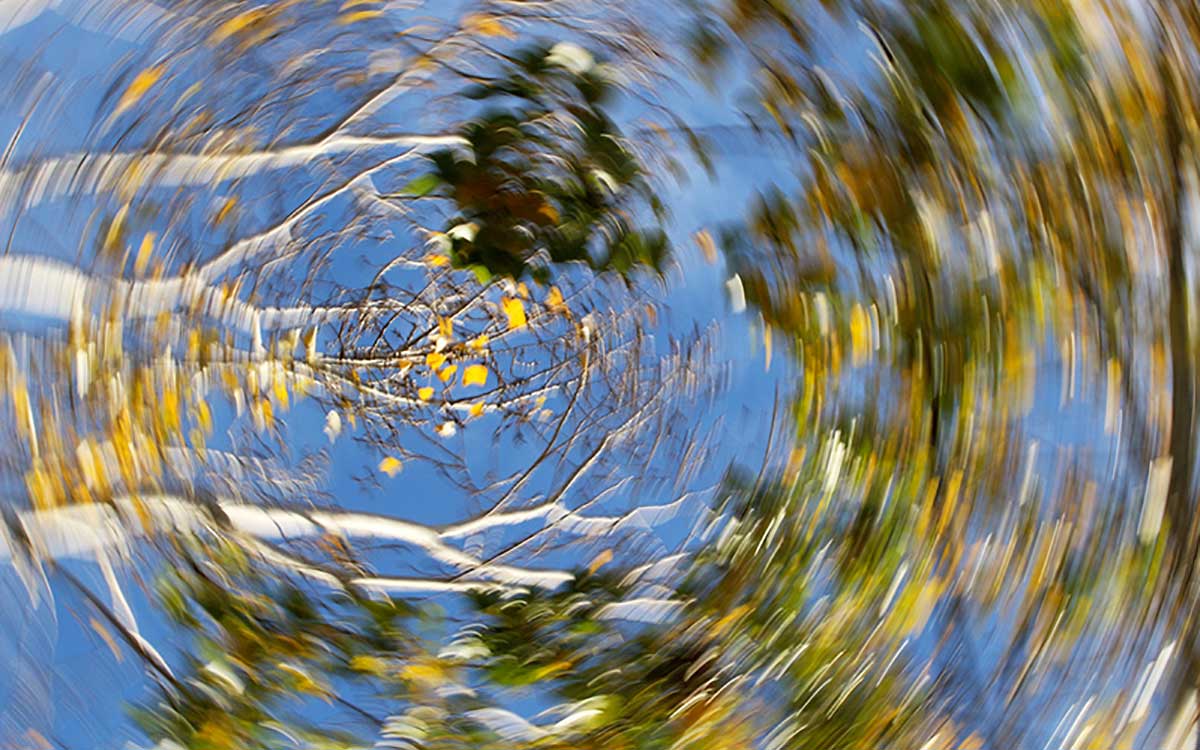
[470,264,493,285]
[399,173,442,197]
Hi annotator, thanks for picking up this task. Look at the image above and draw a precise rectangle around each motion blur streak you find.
[0,1,1197,750]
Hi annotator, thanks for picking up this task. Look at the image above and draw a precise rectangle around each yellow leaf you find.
[462,13,516,39]
[378,456,403,477]
[426,351,447,370]
[210,9,269,45]
[462,364,488,387]
[349,654,388,674]
[517,282,529,299]
[849,303,870,366]
[215,196,238,225]
[26,467,54,509]
[410,54,438,74]
[537,202,560,223]
[711,604,751,638]
[117,66,164,114]
[531,661,573,681]
[469,402,485,418]
[196,400,213,434]
[401,662,443,684]
[273,376,289,410]
[90,617,124,662]
[694,229,718,263]
[277,663,328,697]
[438,317,454,340]
[425,253,450,267]
[134,232,156,275]
[12,381,34,442]
[502,297,527,330]
[438,364,458,383]
[418,386,434,401]
[337,9,383,24]
[587,549,613,574]
[469,334,489,351]
[546,285,566,312]
[105,203,129,254]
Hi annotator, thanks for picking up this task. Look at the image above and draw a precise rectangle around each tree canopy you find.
[4,1,1200,750]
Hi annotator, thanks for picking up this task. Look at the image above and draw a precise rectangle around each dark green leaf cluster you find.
[404,43,668,284]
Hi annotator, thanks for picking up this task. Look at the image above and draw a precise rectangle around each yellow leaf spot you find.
[210,9,269,45]
[134,232,156,276]
[426,351,447,370]
[401,662,443,684]
[117,66,164,115]
[849,303,870,367]
[462,13,516,39]
[418,386,434,401]
[438,364,458,383]
[273,377,289,410]
[711,604,751,638]
[378,456,404,477]
[68,475,94,504]
[462,364,488,387]
[694,229,718,263]
[277,663,328,697]
[105,204,129,254]
[469,402,485,418]
[12,381,34,442]
[469,334,489,351]
[502,297,527,330]
[349,654,388,674]
[215,196,238,225]
[90,617,124,662]
[196,400,213,434]
[531,661,573,681]
[410,55,437,74]
[587,549,613,574]
[337,9,383,24]
[26,467,54,509]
